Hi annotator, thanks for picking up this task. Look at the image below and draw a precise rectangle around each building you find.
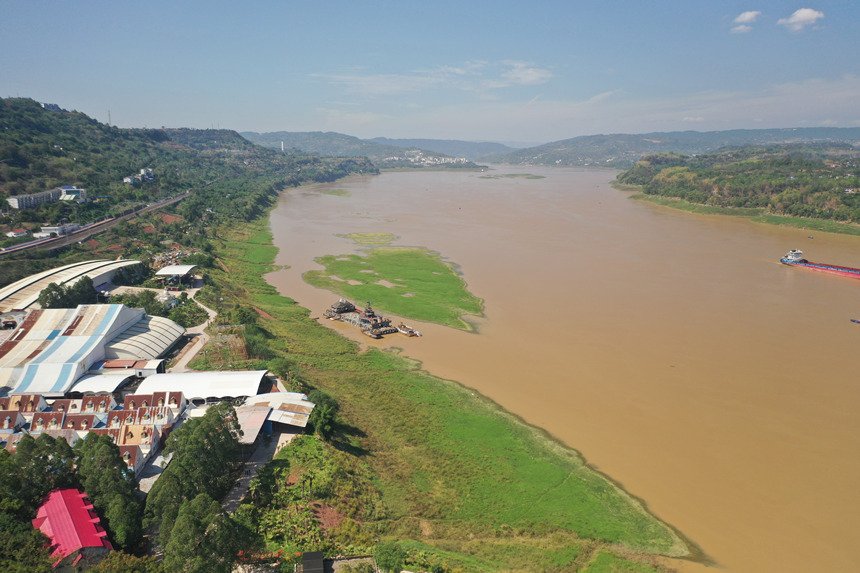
[5,188,62,209]
[0,259,144,312]
[32,489,113,568]
[58,185,87,203]
[34,223,81,238]
[0,304,185,396]
[5,229,27,238]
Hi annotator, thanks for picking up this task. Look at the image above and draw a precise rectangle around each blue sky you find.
[1,1,857,144]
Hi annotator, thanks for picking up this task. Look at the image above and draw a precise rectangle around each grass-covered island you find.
[196,217,697,572]
[304,234,483,331]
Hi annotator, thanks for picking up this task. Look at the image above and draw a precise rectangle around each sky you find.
[1,1,858,145]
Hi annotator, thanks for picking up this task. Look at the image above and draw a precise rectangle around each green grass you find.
[304,246,484,330]
[199,215,694,571]
[337,232,398,245]
[626,191,860,236]
[582,550,665,573]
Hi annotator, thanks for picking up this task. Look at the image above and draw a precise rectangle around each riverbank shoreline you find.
[615,182,860,236]
[204,200,697,569]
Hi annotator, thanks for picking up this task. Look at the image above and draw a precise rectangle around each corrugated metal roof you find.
[234,405,271,444]
[0,304,183,396]
[0,259,141,312]
[154,264,196,276]
[136,370,268,400]
[68,373,134,394]
[31,489,112,561]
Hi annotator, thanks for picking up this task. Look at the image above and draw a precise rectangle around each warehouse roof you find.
[68,373,134,394]
[0,259,141,312]
[154,265,196,276]
[136,370,268,400]
[0,304,184,397]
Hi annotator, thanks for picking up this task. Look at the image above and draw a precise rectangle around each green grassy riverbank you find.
[197,215,695,571]
[620,188,860,237]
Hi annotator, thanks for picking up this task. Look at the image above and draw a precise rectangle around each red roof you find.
[32,489,112,563]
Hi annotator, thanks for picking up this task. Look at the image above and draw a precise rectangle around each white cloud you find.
[734,11,761,24]
[777,8,824,32]
[731,24,753,34]
[314,60,552,101]
[500,61,553,86]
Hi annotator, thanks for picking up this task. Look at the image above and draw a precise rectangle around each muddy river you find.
[266,166,860,573]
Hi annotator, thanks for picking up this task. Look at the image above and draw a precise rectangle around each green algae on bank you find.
[304,246,483,330]
[205,216,694,570]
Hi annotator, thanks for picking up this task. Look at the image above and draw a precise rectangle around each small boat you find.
[851,319,860,324]
[780,250,860,280]
[362,330,381,339]
[397,323,421,337]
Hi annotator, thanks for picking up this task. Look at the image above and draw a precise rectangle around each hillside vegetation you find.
[616,145,860,223]
[0,96,692,572]
[484,128,860,168]
[0,97,375,285]
[241,131,485,169]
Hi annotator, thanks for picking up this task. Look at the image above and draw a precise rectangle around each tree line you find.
[617,145,860,222]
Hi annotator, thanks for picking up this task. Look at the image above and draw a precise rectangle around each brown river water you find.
[266,166,860,573]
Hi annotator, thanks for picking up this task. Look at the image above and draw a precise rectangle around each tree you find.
[308,389,339,440]
[145,402,242,546]
[374,540,406,573]
[162,494,239,573]
[91,552,164,573]
[0,511,54,573]
[36,277,97,309]
[75,433,142,552]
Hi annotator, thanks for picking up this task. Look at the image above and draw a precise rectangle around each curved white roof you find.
[155,265,196,276]
[105,315,185,359]
[69,373,134,394]
[0,304,184,397]
[0,259,142,312]
[136,370,268,400]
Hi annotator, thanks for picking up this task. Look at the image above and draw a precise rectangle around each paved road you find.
[168,280,217,372]
[221,432,298,513]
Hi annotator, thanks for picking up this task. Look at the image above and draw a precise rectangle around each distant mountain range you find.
[481,128,860,168]
[243,128,860,169]
[240,131,493,168]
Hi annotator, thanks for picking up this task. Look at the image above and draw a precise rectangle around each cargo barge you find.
[780,249,860,280]
[324,299,399,338]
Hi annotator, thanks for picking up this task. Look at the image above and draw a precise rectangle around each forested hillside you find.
[241,130,485,168]
[0,97,375,285]
[617,144,860,222]
[484,128,860,168]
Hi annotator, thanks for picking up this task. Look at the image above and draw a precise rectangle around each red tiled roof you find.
[31,489,112,562]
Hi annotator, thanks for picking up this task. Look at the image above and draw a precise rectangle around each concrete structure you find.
[5,188,62,209]
[58,185,87,203]
[34,223,81,238]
